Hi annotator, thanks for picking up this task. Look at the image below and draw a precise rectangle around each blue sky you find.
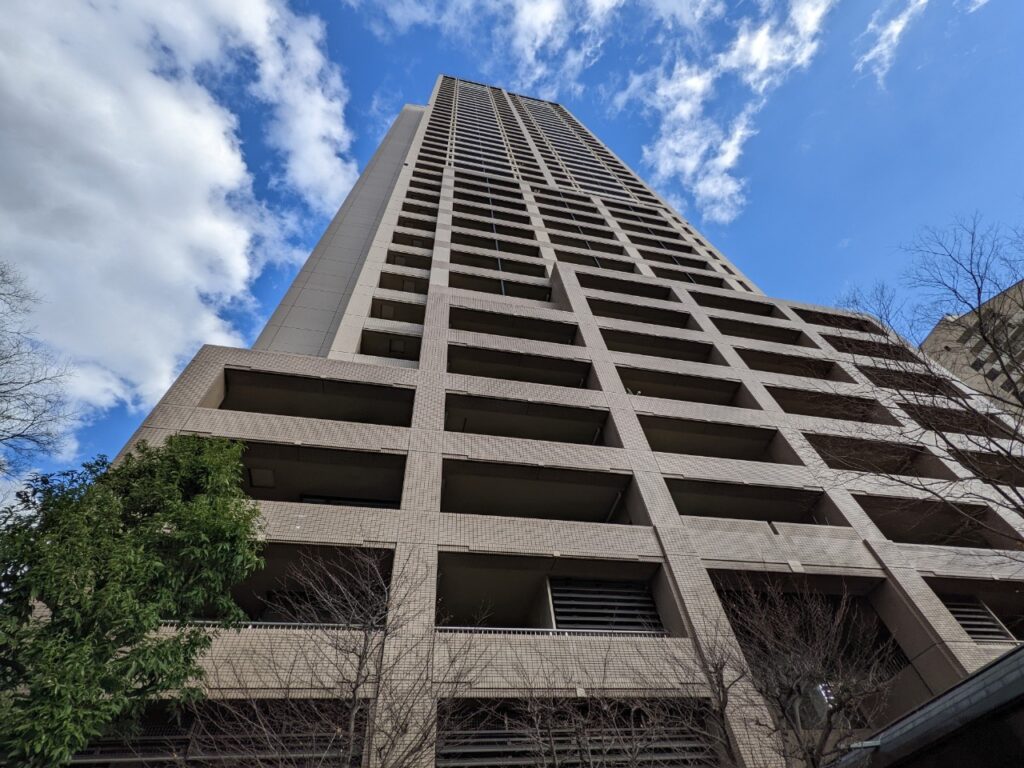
[0,0,1021,470]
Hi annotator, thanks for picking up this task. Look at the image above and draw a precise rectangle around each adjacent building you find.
[921,280,1024,408]
[103,76,1024,765]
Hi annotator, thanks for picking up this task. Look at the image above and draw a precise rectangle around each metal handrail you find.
[160,620,359,631]
[436,626,668,638]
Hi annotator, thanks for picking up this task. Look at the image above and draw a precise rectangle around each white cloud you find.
[0,0,356,423]
[352,0,727,98]
[720,0,834,93]
[964,0,991,11]
[854,0,930,87]
[623,0,836,223]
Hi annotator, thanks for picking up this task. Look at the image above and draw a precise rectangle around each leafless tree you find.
[825,213,1024,554]
[177,546,484,767]
[436,575,901,768]
[438,641,719,768]
[719,577,902,768]
[0,261,67,478]
[646,577,903,768]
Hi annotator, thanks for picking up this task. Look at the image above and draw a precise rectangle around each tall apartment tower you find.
[117,75,1024,765]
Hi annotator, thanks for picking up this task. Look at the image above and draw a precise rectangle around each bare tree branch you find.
[0,261,68,478]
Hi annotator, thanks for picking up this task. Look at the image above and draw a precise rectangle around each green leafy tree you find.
[0,434,263,766]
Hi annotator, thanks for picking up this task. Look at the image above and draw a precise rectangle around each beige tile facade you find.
[122,75,1024,763]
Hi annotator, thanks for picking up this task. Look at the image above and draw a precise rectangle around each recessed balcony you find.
[767,386,898,425]
[360,330,421,361]
[448,345,595,388]
[588,298,696,330]
[736,348,853,382]
[231,543,393,625]
[449,272,552,301]
[711,317,817,348]
[689,291,781,318]
[577,272,675,301]
[370,297,425,324]
[449,307,579,345]
[436,552,676,635]
[794,308,884,335]
[899,402,1013,438]
[441,459,639,524]
[602,328,726,365]
[379,271,429,294]
[668,479,846,527]
[445,394,614,445]
[619,367,759,408]
[929,578,1024,644]
[242,442,406,508]
[857,365,960,397]
[853,494,1022,549]
[824,334,917,362]
[219,369,414,427]
[650,266,727,288]
[804,434,956,480]
[640,416,802,464]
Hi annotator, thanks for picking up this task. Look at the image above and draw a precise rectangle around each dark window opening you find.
[767,386,898,425]
[360,330,421,361]
[619,367,759,409]
[449,307,579,345]
[804,434,956,480]
[651,266,727,288]
[379,271,429,295]
[856,365,960,397]
[577,272,674,301]
[737,348,853,382]
[555,250,636,273]
[449,272,552,302]
[442,460,638,524]
[712,317,816,348]
[824,334,917,362]
[690,291,781,318]
[900,402,1013,439]
[588,298,695,330]
[953,450,1024,487]
[602,328,725,365]
[794,308,884,335]
[669,479,847,527]
[445,394,613,445]
[640,416,802,464]
[450,250,546,278]
[854,494,1021,550]
[219,369,414,427]
[448,345,595,388]
[242,442,405,508]
[370,297,425,325]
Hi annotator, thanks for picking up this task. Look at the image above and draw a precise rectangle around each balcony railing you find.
[436,626,667,638]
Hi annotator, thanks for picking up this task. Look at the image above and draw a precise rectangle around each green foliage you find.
[0,435,263,766]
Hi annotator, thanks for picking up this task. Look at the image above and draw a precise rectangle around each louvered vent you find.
[550,578,664,633]
[437,726,714,767]
[941,594,1016,642]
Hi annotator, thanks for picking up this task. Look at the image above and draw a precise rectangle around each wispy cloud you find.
[854,0,930,87]
[620,0,837,223]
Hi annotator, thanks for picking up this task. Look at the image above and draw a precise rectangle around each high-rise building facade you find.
[113,75,1024,765]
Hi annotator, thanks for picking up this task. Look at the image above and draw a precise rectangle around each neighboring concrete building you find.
[921,280,1024,407]
[103,76,1024,764]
